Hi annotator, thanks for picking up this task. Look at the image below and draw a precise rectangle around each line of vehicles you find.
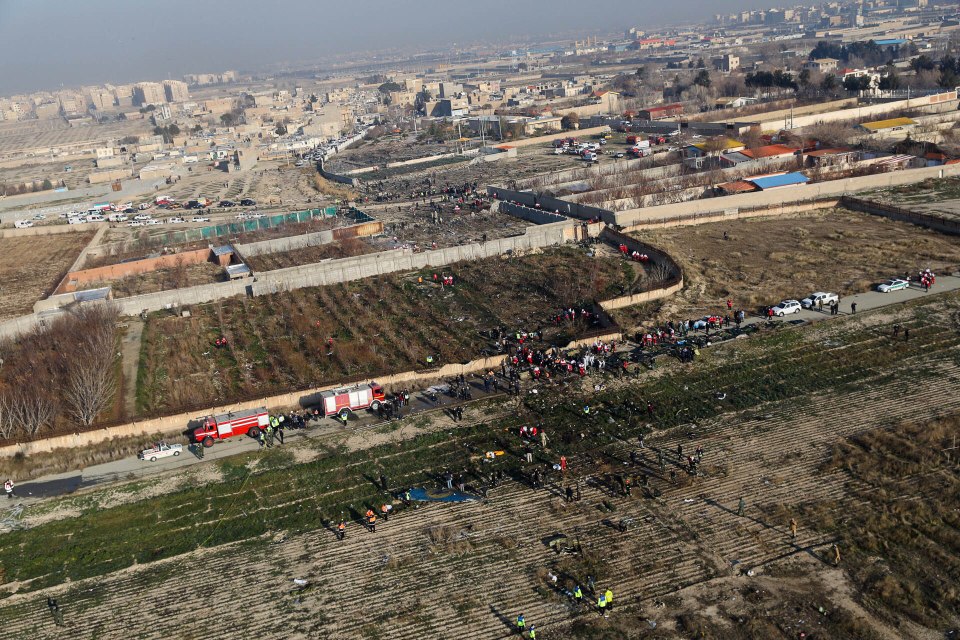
[18,195,259,230]
[552,132,681,163]
[190,383,386,448]
[769,278,918,317]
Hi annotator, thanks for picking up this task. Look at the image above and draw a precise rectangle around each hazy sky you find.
[0,0,782,94]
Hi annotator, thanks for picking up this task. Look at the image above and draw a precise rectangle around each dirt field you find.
[1,292,958,639]
[0,231,94,320]
[75,262,226,298]
[135,247,632,415]
[612,207,960,329]
[245,237,376,271]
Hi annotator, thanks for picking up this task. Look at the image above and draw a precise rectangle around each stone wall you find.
[234,221,384,257]
[56,247,215,293]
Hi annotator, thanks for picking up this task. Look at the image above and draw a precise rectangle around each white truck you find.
[138,442,183,462]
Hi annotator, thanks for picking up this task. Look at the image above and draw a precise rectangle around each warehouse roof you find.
[858,117,916,131]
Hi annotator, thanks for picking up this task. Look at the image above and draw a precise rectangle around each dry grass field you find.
[0,231,94,320]
[612,207,960,329]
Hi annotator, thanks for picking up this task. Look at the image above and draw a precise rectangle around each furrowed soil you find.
[612,207,960,329]
[135,247,634,416]
[0,231,94,320]
[1,290,958,639]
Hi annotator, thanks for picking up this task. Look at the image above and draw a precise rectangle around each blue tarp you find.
[407,487,478,503]
[750,173,809,190]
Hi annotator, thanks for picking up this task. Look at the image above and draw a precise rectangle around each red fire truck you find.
[192,407,270,447]
[319,383,386,420]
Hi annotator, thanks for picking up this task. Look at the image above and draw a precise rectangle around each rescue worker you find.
[4,479,14,499]
[737,496,746,517]
[789,518,798,539]
[275,416,285,444]
[573,585,583,603]
[597,593,607,616]
[265,424,274,448]
[605,588,614,612]
[380,503,392,522]
[528,624,536,639]
[336,520,346,541]
[516,614,526,633]
[366,510,377,533]
[195,442,204,460]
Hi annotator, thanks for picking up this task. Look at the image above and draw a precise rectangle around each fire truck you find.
[319,383,386,420]
[192,407,270,447]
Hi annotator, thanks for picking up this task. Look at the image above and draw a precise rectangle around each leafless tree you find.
[62,306,120,426]
[7,391,58,437]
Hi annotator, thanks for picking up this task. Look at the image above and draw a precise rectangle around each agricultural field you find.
[612,207,960,329]
[0,231,94,321]
[1,291,958,638]
[75,261,226,298]
[134,247,635,416]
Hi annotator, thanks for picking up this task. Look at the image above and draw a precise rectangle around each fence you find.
[149,207,339,245]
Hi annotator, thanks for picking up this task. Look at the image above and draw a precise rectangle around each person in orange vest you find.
[560,455,567,473]
[366,509,377,532]
[380,503,393,522]
[336,519,346,540]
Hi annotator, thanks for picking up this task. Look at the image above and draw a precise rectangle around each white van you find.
[14,220,34,229]
[86,214,105,222]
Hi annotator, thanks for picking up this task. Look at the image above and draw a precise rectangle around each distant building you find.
[133,82,165,106]
[804,58,839,73]
[163,80,189,103]
[856,117,916,135]
[639,103,683,120]
[713,54,740,73]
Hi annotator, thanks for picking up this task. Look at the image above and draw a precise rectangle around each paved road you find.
[12,383,509,501]
[10,274,959,504]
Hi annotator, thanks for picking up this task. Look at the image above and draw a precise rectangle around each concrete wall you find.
[841,196,960,236]
[762,91,958,131]
[621,199,842,231]
[0,222,101,238]
[611,163,960,227]
[317,158,360,187]
[249,221,575,295]
[499,125,611,149]
[344,152,463,176]
[489,186,615,223]
[234,221,384,258]
[56,247,214,293]
[498,202,569,225]
[600,281,684,311]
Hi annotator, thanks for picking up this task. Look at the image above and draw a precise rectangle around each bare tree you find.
[7,391,58,437]
[62,306,119,426]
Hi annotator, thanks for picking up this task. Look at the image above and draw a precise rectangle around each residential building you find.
[639,103,683,120]
[163,80,189,103]
[713,54,740,72]
[804,58,839,73]
[134,82,165,106]
[856,117,916,135]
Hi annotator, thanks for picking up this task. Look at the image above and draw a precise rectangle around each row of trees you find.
[0,179,59,197]
[0,306,119,441]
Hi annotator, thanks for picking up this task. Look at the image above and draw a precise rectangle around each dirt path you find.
[119,318,143,417]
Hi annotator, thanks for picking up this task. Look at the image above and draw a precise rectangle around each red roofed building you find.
[639,103,683,120]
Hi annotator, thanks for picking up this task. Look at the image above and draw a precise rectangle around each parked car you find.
[138,442,182,462]
[240,198,256,206]
[14,220,34,229]
[614,152,626,158]
[219,200,236,207]
[134,213,152,221]
[168,217,185,224]
[191,216,211,223]
[235,213,249,220]
[146,219,163,225]
[771,300,802,316]
[801,292,838,309]
[249,213,265,219]
[877,278,909,293]
[127,221,144,227]
[123,208,137,214]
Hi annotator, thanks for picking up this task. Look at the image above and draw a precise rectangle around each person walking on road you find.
[789,518,797,539]
[851,302,857,314]
[4,479,15,499]
[737,496,746,516]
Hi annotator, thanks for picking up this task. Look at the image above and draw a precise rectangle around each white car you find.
[146,219,163,225]
[801,292,838,309]
[127,221,144,227]
[138,442,183,462]
[249,213,265,219]
[771,300,802,316]
[168,217,185,224]
[191,216,210,223]
[134,213,152,221]
[67,217,85,225]
[877,278,910,293]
